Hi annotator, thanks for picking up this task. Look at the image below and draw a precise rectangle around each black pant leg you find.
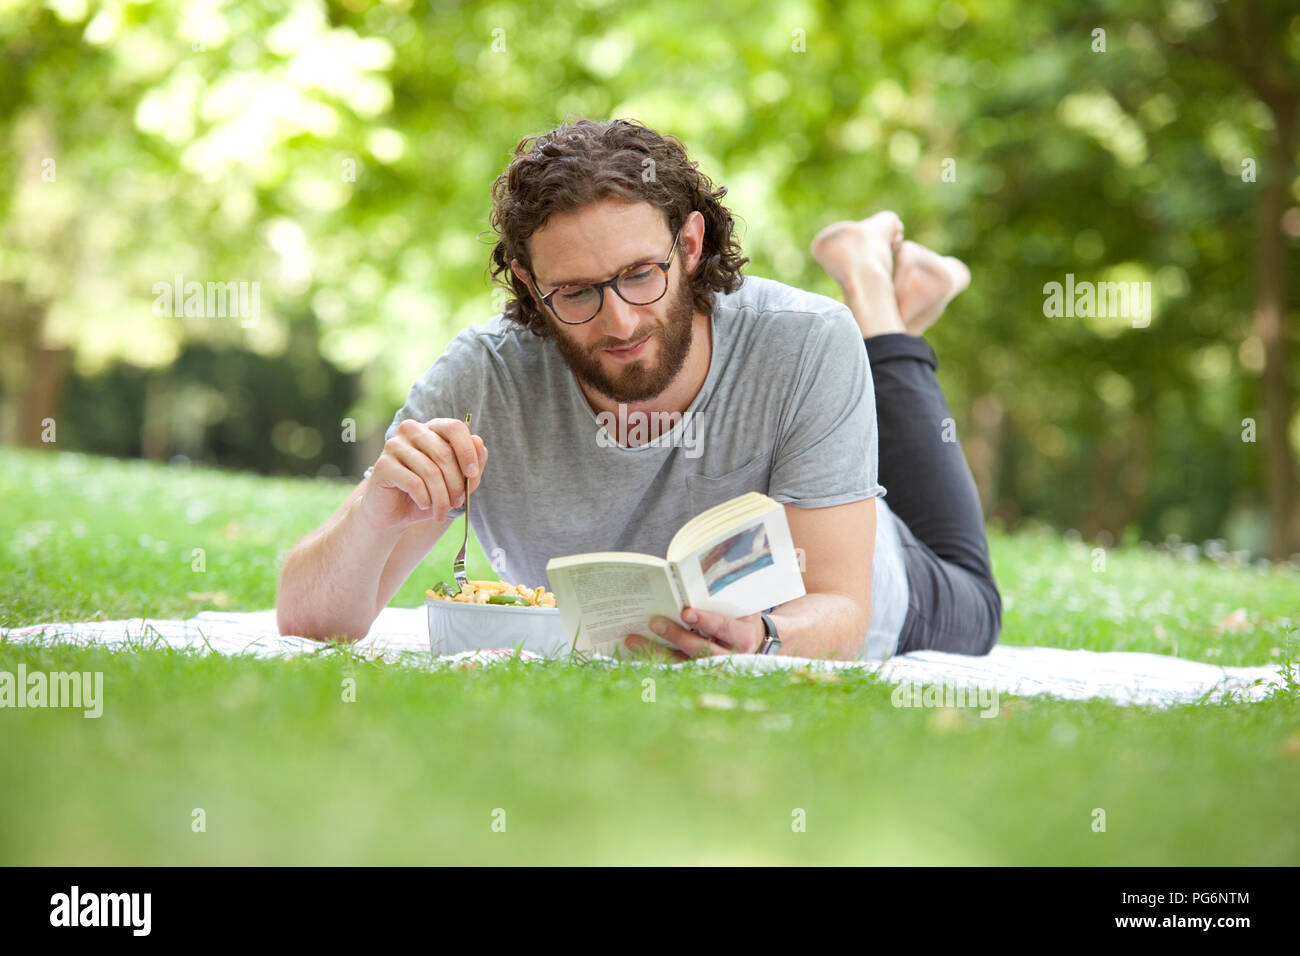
[865,333,1002,655]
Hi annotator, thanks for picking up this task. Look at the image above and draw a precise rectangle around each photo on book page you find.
[674,505,805,619]
[700,523,775,595]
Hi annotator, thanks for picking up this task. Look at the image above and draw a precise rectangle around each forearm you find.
[276,492,412,643]
[767,590,871,661]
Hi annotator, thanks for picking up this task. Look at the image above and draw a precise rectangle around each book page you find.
[546,560,684,654]
[668,492,772,556]
[672,504,806,619]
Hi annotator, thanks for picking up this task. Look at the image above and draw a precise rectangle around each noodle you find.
[426,579,557,607]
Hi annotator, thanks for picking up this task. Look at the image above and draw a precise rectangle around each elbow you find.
[847,574,878,658]
[276,593,365,645]
[274,539,373,645]
[840,593,872,660]
[855,603,873,659]
[279,616,366,647]
[275,558,306,638]
[278,612,367,645]
[276,603,316,641]
[276,604,307,640]
[275,579,312,640]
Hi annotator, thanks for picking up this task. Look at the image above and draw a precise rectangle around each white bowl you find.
[426,597,570,657]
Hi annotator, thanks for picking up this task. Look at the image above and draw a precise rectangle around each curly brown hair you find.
[488,117,749,339]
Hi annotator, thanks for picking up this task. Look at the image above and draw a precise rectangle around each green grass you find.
[2,447,1298,864]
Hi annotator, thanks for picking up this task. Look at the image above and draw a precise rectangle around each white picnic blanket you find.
[2,607,1291,709]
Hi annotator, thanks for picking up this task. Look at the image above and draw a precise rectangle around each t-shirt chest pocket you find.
[685,453,770,517]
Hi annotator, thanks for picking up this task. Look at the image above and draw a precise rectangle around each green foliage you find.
[1,0,1297,548]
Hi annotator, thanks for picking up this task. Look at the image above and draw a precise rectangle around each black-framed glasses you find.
[530,229,681,325]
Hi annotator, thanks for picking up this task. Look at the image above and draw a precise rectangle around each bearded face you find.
[546,264,695,403]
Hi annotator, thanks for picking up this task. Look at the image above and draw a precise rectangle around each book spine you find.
[669,562,688,612]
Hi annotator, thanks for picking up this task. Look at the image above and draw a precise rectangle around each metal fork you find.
[448,412,472,596]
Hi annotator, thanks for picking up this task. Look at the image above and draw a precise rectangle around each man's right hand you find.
[361,417,488,531]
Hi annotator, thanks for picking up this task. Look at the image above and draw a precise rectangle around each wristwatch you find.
[758,612,781,655]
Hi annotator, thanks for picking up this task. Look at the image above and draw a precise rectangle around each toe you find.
[897,238,924,267]
[942,256,971,293]
[810,220,857,257]
[862,211,904,248]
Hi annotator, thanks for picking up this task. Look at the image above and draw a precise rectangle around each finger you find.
[428,417,481,484]
[407,427,467,506]
[392,420,454,508]
[404,420,466,499]
[623,635,654,658]
[370,454,432,511]
[470,435,488,491]
[650,618,726,659]
[623,635,658,661]
[680,607,742,650]
[398,419,461,503]
[388,439,452,517]
[624,635,687,664]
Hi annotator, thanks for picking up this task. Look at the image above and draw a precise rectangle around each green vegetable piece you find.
[487,594,530,606]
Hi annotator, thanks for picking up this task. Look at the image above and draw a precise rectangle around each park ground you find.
[1,448,1297,864]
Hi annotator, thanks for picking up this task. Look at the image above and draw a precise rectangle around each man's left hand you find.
[623,607,765,662]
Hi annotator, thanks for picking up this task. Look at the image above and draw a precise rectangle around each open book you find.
[545,492,805,654]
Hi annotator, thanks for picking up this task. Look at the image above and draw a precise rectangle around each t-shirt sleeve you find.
[766,305,886,509]
[379,331,485,520]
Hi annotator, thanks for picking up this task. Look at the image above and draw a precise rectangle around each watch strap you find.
[759,612,781,655]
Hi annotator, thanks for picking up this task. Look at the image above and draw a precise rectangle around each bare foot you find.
[893,240,970,336]
[810,211,905,337]
[810,211,904,289]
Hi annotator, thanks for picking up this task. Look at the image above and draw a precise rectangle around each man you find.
[276,117,1002,661]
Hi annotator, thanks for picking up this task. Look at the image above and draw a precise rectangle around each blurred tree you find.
[1162,0,1299,558]
[0,0,1296,557]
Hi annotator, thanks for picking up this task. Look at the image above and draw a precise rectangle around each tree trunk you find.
[966,391,1003,516]
[0,290,65,449]
[1253,107,1297,559]
[140,375,174,461]
[18,342,69,447]
[1120,412,1153,537]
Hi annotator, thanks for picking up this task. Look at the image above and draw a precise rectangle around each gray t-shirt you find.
[385,274,910,659]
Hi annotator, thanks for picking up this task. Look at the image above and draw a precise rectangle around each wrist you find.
[351,484,408,542]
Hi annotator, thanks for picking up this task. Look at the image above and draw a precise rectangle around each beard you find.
[550,268,696,404]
